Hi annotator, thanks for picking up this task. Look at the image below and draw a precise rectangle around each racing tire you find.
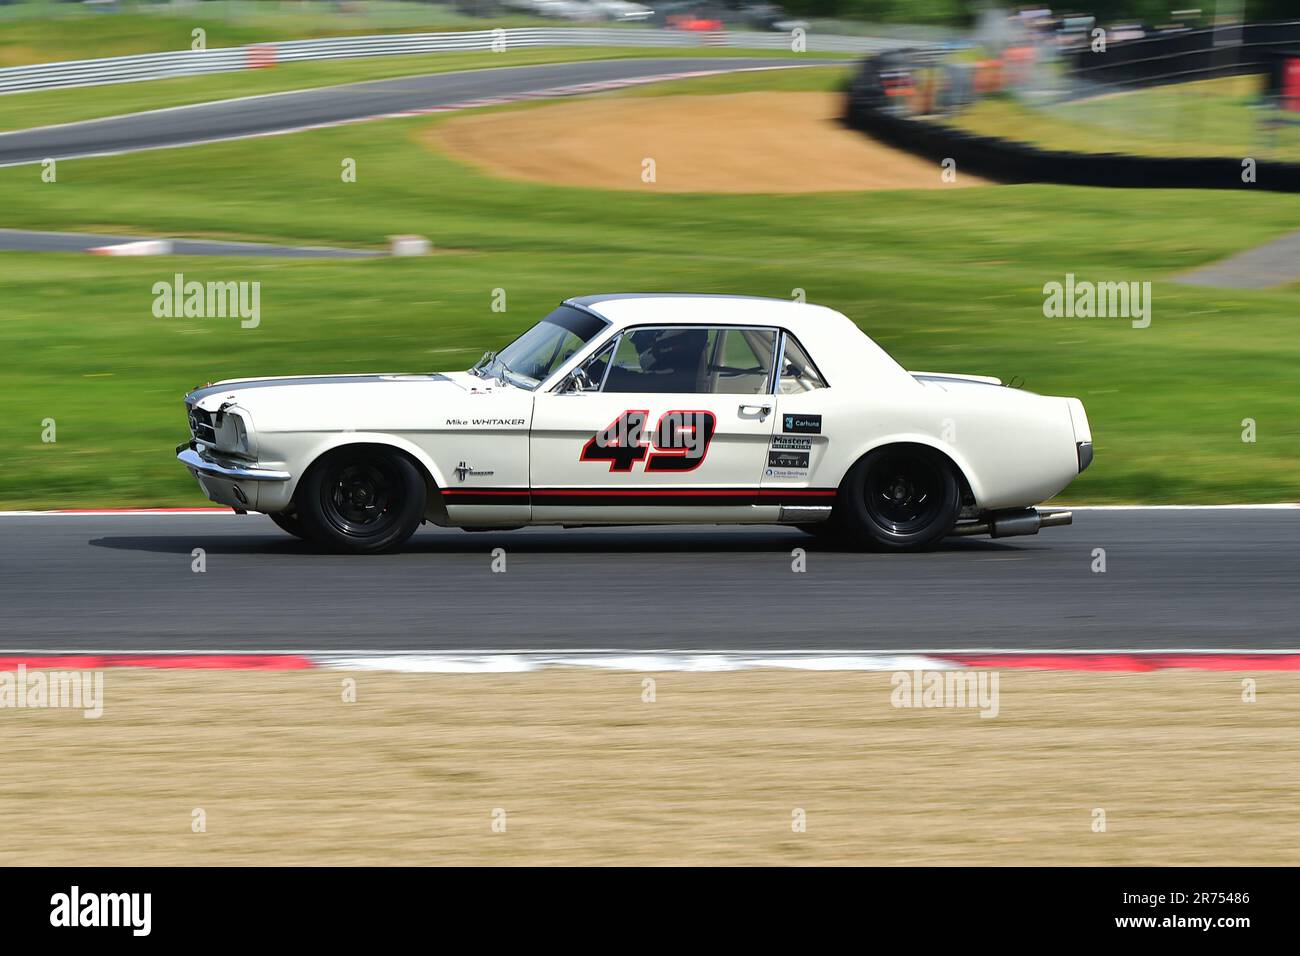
[295,447,426,554]
[269,511,310,540]
[796,519,846,542]
[838,446,960,551]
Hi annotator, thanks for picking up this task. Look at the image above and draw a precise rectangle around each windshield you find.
[477,305,608,390]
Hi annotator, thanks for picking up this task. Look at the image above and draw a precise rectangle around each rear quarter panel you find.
[804,380,1080,510]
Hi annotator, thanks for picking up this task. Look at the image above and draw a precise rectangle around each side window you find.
[706,328,776,394]
[778,334,827,394]
[599,326,778,394]
[603,327,712,394]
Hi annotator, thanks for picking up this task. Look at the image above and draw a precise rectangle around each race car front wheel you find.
[840,446,960,551]
[269,511,309,540]
[296,446,426,554]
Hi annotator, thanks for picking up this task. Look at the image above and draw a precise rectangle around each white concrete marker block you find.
[88,239,173,256]
[389,235,430,257]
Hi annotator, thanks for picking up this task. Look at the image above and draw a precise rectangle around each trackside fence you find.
[0,27,901,96]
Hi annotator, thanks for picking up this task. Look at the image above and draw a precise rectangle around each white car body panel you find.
[530,387,780,524]
[179,294,1091,532]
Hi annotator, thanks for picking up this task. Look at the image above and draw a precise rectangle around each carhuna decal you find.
[781,413,822,434]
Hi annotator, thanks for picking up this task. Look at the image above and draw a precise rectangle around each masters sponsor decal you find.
[771,435,812,451]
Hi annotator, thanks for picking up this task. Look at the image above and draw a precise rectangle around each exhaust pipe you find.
[951,508,1072,538]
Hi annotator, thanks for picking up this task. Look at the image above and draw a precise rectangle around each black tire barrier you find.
[842,42,1300,192]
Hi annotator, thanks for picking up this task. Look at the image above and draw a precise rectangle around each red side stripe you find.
[0,655,316,670]
[940,654,1300,671]
[440,490,527,496]
[51,507,233,514]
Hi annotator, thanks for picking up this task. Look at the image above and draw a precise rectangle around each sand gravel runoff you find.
[1,668,1295,865]
[429,92,988,193]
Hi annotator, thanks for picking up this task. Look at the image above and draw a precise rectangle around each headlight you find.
[214,409,255,457]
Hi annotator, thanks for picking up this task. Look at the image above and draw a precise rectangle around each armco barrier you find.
[0,27,899,96]
[844,51,1300,193]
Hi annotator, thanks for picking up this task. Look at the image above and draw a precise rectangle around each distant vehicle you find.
[1055,15,1096,49]
[178,295,1091,553]
[735,2,803,31]
[655,0,800,31]
[1107,23,1149,43]
[497,0,592,19]
[582,0,654,21]
[536,0,593,20]
[668,12,725,31]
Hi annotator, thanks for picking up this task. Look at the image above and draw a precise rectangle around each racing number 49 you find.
[580,409,717,473]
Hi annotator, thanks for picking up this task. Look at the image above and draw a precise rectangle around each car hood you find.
[185,371,525,432]
[186,371,508,406]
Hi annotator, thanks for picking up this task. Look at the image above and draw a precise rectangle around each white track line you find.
[3,648,1298,673]
[310,653,955,672]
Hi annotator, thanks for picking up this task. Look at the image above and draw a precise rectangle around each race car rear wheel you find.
[296,446,426,554]
[797,519,846,542]
[840,446,960,551]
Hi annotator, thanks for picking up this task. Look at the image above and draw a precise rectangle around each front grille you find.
[187,404,216,445]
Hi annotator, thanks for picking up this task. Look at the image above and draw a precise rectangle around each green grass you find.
[0,47,844,133]
[942,76,1300,163]
[0,70,1298,507]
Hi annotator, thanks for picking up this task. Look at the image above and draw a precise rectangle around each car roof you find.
[556,293,914,390]
[565,293,850,334]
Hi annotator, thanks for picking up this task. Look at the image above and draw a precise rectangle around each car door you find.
[529,325,780,523]
[761,330,837,518]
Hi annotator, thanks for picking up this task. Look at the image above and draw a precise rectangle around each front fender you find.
[255,432,449,514]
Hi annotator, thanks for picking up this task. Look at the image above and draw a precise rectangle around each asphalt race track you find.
[0,57,835,167]
[1,509,1296,651]
[0,227,380,258]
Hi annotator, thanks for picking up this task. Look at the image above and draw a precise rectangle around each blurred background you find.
[1,0,1297,508]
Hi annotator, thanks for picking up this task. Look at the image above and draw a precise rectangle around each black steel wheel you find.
[839,446,960,551]
[296,447,426,553]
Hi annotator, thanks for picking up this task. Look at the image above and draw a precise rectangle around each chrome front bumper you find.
[176,445,290,482]
[177,443,291,511]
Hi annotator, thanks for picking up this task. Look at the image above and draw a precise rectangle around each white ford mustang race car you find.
[178,294,1093,553]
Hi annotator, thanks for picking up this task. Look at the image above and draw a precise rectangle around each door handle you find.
[739,404,772,419]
